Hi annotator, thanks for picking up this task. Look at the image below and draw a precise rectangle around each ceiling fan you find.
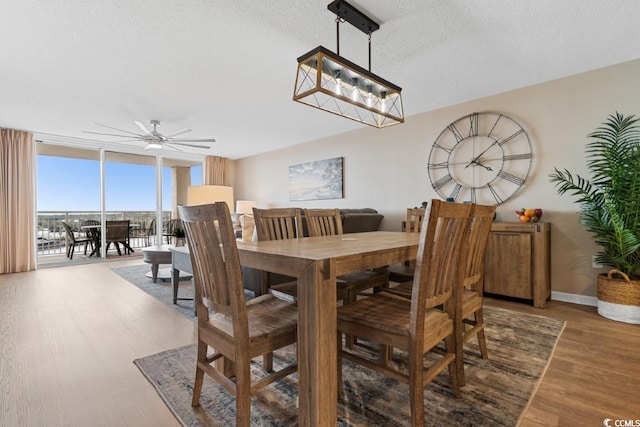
[83,120,215,151]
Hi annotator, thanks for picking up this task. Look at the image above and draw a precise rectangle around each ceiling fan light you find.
[145,142,163,149]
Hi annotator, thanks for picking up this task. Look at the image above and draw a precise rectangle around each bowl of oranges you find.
[515,208,543,223]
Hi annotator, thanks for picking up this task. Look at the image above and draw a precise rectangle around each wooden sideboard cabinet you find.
[483,222,551,308]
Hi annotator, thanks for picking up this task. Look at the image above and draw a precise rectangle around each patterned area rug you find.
[133,305,565,426]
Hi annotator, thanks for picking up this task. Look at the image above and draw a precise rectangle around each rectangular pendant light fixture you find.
[293,1,404,128]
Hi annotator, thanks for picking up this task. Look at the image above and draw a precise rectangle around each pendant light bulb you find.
[351,78,359,101]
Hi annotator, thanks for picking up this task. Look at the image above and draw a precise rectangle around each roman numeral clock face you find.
[427,112,532,205]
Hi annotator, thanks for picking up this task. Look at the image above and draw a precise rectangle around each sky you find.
[37,155,202,212]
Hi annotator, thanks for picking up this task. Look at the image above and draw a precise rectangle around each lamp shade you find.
[235,200,256,215]
[187,185,234,212]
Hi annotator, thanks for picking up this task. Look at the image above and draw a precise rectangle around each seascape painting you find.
[289,157,344,201]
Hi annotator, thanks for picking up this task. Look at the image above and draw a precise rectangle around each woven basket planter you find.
[597,269,640,324]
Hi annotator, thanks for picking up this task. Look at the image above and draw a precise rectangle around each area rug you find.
[111,264,255,319]
[112,263,198,318]
[133,305,565,426]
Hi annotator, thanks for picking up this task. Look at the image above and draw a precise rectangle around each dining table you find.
[236,231,420,426]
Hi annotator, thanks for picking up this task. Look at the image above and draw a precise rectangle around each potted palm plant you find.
[550,112,640,324]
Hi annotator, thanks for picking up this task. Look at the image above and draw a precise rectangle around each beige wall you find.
[234,59,640,304]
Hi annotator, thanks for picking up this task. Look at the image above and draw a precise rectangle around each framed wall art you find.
[289,157,344,201]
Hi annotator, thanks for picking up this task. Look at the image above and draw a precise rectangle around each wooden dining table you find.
[236,231,420,426]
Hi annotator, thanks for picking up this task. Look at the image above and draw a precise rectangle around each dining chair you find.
[304,208,390,299]
[387,207,427,283]
[178,202,298,427]
[454,203,496,384]
[336,200,472,426]
[305,208,390,348]
[105,220,130,255]
[61,221,94,260]
[383,203,497,386]
[251,207,303,299]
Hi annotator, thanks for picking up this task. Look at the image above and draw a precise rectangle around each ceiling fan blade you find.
[165,128,191,138]
[163,143,185,152]
[83,130,143,139]
[169,141,212,149]
[134,120,152,135]
[170,138,216,143]
[91,122,142,136]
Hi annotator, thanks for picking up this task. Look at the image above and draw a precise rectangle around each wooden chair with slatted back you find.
[253,207,303,242]
[455,203,496,385]
[388,208,427,283]
[251,207,303,300]
[382,203,497,386]
[305,208,390,302]
[305,208,390,347]
[178,202,298,427]
[336,199,472,426]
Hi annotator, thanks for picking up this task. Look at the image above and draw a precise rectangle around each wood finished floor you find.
[1,260,638,426]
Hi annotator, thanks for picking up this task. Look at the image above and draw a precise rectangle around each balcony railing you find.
[37,210,174,257]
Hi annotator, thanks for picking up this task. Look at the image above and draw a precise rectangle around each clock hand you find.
[475,162,493,171]
[465,140,499,168]
[465,159,493,171]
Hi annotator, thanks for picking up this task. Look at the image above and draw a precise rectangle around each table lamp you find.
[235,200,256,216]
[187,185,234,213]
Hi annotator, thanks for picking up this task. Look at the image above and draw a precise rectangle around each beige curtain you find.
[0,128,36,273]
[203,155,230,185]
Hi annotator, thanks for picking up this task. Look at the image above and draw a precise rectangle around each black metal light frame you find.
[293,0,404,128]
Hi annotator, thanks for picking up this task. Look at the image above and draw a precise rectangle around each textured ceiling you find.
[1,0,639,159]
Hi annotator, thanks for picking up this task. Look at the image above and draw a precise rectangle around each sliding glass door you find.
[36,142,204,265]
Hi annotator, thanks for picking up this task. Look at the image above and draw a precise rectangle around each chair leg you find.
[263,352,273,372]
[445,333,462,397]
[454,318,466,387]
[379,344,392,367]
[337,332,343,391]
[69,244,75,260]
[191,341,207,407]
[344,292,357,349]
[235,360,252,427]
[475,308,489,359]
[408,352,425,427]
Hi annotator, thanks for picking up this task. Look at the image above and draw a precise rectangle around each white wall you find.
[234,59,640,300]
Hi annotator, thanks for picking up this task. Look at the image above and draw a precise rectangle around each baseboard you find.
[551,291,597,307]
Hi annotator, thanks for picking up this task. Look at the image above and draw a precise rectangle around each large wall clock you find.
[427,112,532,205]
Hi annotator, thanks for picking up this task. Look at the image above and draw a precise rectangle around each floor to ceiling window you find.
[36,142,203,266]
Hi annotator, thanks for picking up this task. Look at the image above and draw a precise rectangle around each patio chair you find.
[61,221,93,260]
[137,218,156,247]
[163,218,183,244]
[105,220,131,255]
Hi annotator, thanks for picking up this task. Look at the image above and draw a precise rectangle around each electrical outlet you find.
[592,255,603,269]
